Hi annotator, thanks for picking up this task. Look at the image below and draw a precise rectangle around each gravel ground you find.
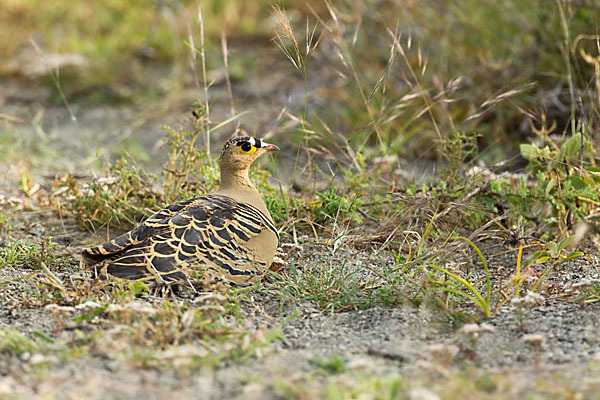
[1,288,599,399]
[2,67,600,398]
[1,191,599,400]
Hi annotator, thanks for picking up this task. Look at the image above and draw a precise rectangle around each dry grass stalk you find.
[197,4,211,156]
[187,22,200,90]
[272,6,303,71]
[272,5,322,73]
[221,32,239,135]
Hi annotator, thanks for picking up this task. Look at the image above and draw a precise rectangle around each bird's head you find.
[219,136,279,171]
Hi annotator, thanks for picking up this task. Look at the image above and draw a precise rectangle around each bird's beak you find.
[262,142,280,152]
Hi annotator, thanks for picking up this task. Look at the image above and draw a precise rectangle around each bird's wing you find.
[81,195,277,283]
[80,197,196,265]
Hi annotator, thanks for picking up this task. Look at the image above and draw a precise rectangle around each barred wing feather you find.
[81,195,277,284]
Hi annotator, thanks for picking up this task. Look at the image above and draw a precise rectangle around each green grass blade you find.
[429,263,490,317]
[456,236,491,306]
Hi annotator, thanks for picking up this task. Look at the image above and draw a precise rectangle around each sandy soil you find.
[1,180,599,399]
[2,48,600,398]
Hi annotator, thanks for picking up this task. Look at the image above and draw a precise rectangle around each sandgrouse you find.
[81,136,279,285]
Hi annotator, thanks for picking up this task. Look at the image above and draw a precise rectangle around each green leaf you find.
[516,178,530,197]
[558,236,575,252]
[523,250,548,268]
[547,241,558,256]
[71,305,106,322]
[520,144,538,160]
[32,330,54,343]
[584,167,600,183]
[562,251,584,262]
[478,195,496,208]
[559,133,581,160]
[568,176,586,191]
[490,179,507,194]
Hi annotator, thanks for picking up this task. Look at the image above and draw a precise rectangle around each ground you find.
[2,9,600,398]
[1,155,599,399]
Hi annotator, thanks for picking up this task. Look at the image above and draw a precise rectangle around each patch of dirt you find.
[2,47,600,398]
[1,288,599,399]
[1,191,600,400]
[0,45,306,174]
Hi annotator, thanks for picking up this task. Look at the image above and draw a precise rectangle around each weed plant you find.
[161,101,220,204]
[56,159,160,231]
[0,237,67,271]
[4,6,600,399]
[5,1,600,332]
[267,2,598,321]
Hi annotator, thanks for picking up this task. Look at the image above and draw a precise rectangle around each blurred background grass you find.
[1,0,599,164]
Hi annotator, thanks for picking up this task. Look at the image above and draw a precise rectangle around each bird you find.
[80,136,279,287]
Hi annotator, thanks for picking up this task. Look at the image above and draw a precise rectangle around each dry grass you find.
[1,2,600,398]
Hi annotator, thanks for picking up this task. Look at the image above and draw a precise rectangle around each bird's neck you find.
[218,167,253,191]
[216,168,273,221]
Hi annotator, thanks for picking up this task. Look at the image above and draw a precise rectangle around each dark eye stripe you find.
[238,137,261,148]
[221,137,262,158]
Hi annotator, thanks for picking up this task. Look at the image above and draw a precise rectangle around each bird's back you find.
[81,194,278,285]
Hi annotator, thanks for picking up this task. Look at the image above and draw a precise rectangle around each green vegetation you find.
[0,0,296,102]
[271,245,404,312]
[0,237,68,271]
[1,0,600,397]
[55,159,160,230]
[586,282,600,304]
[2,0,598,320]
[309,354,346,374]
[0,329,49,357]
[3,274,280,370]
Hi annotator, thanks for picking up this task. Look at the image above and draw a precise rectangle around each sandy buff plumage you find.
[81,136,279,285]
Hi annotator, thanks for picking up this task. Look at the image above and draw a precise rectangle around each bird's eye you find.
[239,142,256,154]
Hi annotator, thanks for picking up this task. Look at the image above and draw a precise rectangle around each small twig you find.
[435,186,482,220]
[367,347,406,362]
[358,207,379,223]
[144,255,165,283]
[184,273,198,294]
[577,95,585,173]
[40,262,71,301]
